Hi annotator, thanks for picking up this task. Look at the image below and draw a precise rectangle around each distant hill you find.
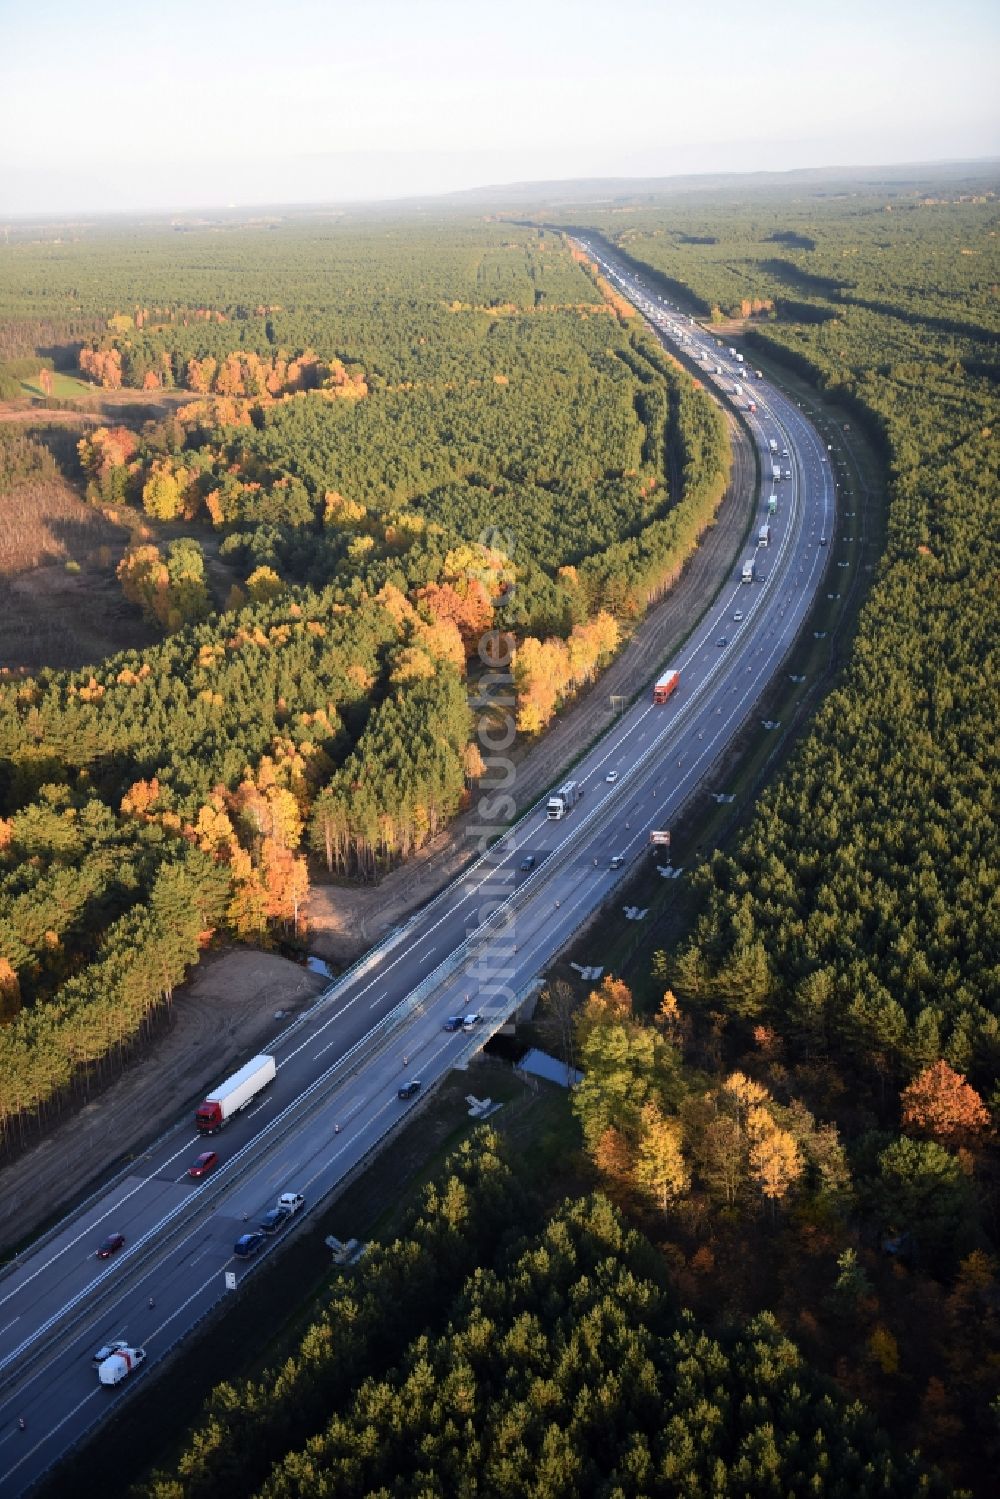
[439,158,1000,209]
[4,159,997,238]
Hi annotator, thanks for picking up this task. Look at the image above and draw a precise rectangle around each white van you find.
[98,1346,146,1386]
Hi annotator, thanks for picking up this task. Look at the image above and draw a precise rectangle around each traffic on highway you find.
[0,239,834,1495]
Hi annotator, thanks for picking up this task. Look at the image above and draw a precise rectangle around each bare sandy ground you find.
[0,951,326,1252]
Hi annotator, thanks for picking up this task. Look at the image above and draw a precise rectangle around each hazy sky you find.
[1,0,998,214]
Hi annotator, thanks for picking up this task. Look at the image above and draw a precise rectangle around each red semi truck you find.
[652,669,680,705]
[196,1054,276,1133]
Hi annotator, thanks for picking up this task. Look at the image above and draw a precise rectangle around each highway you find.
[0,242,835,1494]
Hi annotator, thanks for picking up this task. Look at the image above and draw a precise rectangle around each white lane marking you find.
[0,1134,203,1312]
[2,1384,101,1476]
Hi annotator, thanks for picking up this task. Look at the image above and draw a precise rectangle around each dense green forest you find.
[0,221,729,1145]
[549,189,1000,1087]
[538,179,1000,1486]
[139,1131,946,1499]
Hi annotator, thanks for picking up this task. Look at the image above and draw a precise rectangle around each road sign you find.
[225,1271,237,1292]
[649,830,671,847]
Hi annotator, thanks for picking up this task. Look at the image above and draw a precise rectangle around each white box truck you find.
[741,558,756,584]
[772,462,781,482]
[758,523,771,547]
[196,1055,276,1133]
[98,1346,146,1386]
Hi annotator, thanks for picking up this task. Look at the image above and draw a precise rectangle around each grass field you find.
[19,372,96,401]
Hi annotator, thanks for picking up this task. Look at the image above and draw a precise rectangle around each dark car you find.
[96,1233,126,1259]
[233,1231,266,1258]
[519,855,536,871]
[187,1150,218,1179]
[398,1079,422,1100]
[91,1338,129,1367]
[716,636,729,648]
[442,1016,464,1032]
[259,1207,291,1235]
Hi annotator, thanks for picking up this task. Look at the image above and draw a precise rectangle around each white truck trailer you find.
[741,558,756,584]
[196,1054,276,1133]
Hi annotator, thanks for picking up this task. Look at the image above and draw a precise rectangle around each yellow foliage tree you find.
[323,491,367,527]
[191,799,239,862]
[413,616,465,674]
[142,463,185,521]
[514,635,570,733]
[245,566,285,605]
[633,1102,690,1213]
[390,647,436,685]
[462,741,486,782]
[747,1105,803,1207]
[722,1071,771,1124]
[867,1323,901,1376]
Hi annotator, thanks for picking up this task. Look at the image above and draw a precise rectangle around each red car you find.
[96,1233,125,1259]
[188,1150,219,1179]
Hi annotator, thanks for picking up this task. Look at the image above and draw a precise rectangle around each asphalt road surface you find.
[0,246,834,1495]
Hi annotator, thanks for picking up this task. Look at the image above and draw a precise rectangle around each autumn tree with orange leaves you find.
[117,538,210,630]
[515,612,619,733]
[900,1061,990,1147]
[415,578,494,656]
[79,346,123,388]
[77,425,139,505]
